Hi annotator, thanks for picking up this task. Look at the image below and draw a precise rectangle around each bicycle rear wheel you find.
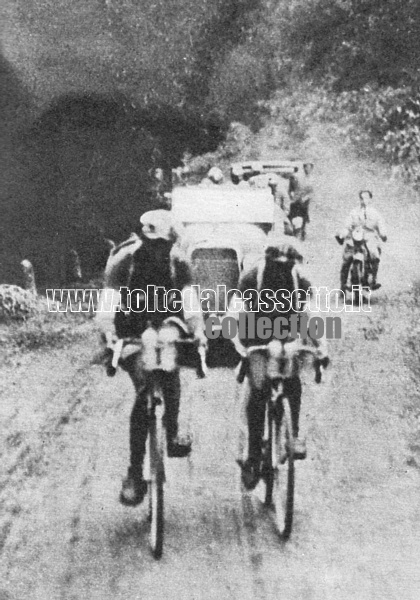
[147,395,165,559]
[272,397,295,538]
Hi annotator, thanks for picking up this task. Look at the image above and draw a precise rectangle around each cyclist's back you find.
[115,235,175,337]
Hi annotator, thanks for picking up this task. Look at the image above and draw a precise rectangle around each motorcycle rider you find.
[336,190,388,292]
[96,210,205,507]
[226,237,329,490]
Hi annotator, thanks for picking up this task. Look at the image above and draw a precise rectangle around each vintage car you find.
[171,184,276,361]
[170,184,276,365]
[171,185,274,299]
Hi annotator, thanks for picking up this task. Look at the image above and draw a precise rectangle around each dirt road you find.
[1,136,420,600]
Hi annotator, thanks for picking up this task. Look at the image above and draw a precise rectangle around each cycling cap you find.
[140,209,174,241]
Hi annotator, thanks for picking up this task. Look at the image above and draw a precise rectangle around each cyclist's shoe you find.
[237,458,260,491]
[119,472,147,507]
[167,436,192,458]
[292,437,307,460]
[371,282,381,291]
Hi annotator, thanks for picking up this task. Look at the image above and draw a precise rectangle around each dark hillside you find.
[2,0,420,284]
[1,0,260,285]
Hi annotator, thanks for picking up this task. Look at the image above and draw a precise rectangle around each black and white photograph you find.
[1,1,420,598]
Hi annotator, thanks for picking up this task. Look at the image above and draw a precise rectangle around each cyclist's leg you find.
[247,383,268,466]
[239,384,267,490]
[129,388,149,479]
[240,353,269,490]
[120,354,148,505]
[283,375,306,458]
[162,370,191,457]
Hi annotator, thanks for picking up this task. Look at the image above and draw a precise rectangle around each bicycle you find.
[105,317,206,559]
[236,339,326,539]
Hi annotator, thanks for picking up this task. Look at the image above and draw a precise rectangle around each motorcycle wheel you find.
[350,260,363,304]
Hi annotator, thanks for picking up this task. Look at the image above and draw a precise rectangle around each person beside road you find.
[336,190,388,292]
[288,162,315,239]
[199,166,224,187]
[267,173,291,212]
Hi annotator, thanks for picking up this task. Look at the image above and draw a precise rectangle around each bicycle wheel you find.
[263,403,275,506]
[272,397,295,538]
[147,389,165,559]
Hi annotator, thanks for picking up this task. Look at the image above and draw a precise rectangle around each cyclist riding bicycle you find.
[226,239,329,491]
[96,209,205,507]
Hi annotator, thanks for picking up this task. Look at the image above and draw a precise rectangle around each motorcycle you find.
[348,227,373,302]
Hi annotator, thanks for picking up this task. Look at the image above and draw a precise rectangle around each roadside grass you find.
[0,301,94,359]
[403,281,420,388]
[397,280,420,468]
[0,280,104,357]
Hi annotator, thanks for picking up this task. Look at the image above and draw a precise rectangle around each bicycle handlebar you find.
[104,330,207,379]
[236,341,329,384]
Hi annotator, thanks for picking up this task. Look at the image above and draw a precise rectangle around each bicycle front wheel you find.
[264,403,275,506]
[272,397,295,539]
[147,395,165,559]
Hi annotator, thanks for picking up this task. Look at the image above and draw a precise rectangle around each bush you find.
[262,83,420,187]
[0,285,40,323]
